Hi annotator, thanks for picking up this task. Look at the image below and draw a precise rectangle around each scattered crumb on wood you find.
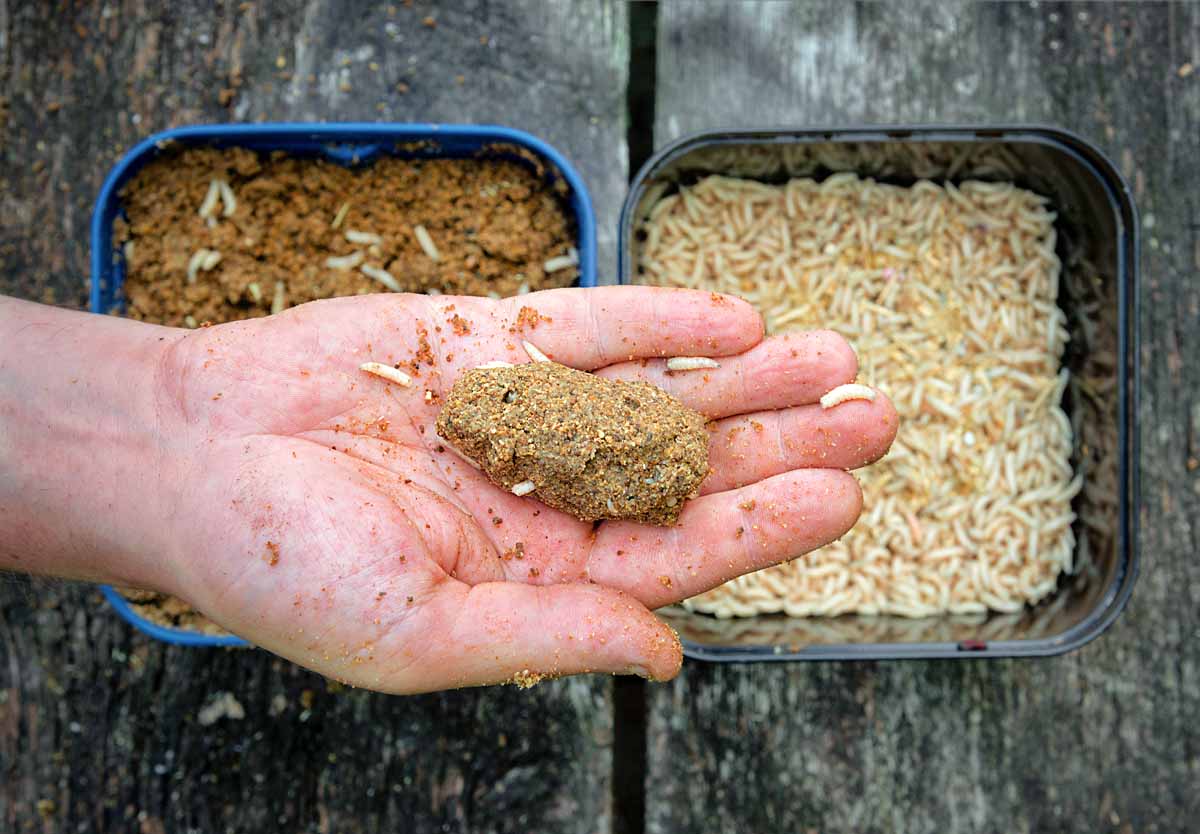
[197,692,245,726]
[511,669,543,689]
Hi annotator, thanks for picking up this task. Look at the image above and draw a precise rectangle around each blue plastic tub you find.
[90,122,597,645]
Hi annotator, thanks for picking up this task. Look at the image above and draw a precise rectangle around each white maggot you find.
[666,357,720,372]
[522,340,551,363]
[360,362,413,387]
[820,383,878,409]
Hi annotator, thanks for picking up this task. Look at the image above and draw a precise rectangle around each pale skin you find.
[0,288,897,693]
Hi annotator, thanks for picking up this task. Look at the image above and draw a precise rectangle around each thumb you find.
[386,581,682,693]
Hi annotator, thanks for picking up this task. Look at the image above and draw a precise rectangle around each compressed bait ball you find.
[437,362,709,526]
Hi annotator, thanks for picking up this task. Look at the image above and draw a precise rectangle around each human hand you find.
[0,289,896,693]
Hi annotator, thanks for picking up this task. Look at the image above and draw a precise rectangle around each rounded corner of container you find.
[1018,124,1137,211]
[100,584,249,648]
[1053,565,1140,658]
[627,128,716,193]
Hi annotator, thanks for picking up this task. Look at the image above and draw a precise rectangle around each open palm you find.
[153,287,896,693]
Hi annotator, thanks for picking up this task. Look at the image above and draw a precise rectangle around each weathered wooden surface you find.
[0,2,627,832]
[648,2,1197,833]
[6,1,1200,832]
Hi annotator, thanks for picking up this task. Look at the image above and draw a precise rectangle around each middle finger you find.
[595,330,858,419]
[700,390,898,495]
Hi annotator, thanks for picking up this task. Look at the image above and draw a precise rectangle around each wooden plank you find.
[648,2,1199,832]
[0,0,628,305]
[0,2,627,832]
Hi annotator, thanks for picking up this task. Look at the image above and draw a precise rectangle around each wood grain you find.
[6,1,1199,830]
[648,2,1198,832]
[0,2,627,832]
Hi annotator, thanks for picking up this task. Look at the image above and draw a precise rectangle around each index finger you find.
[500,286,764,369]
[378,581,682,692]
[596,330,859,418]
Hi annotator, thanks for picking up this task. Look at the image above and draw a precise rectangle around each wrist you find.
[0,297,187,592]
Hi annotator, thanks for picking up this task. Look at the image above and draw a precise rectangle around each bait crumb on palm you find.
[511,305,552,333]
[436,362,709,525]
[448,314,472,335]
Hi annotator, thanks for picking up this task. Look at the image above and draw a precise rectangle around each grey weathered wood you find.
[0,0,627,305]
[0,2,626,832]
[648,2,1198,832]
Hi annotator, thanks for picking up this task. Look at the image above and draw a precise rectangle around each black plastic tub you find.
[619,126,1139,661]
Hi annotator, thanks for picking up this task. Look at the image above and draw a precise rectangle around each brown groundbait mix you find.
[115,147,579,326]
[438,363,710,526]
[113,147,579,635]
